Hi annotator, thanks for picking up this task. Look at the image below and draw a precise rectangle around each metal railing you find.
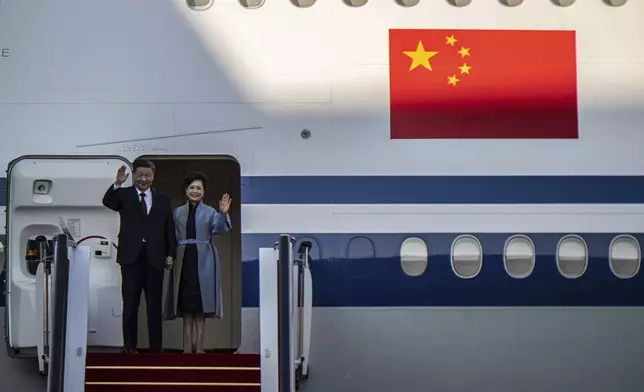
[277,234,293,392]
[295,241,311,385]
[46,233,71,392]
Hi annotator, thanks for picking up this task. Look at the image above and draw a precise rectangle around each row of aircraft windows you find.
[399,234,641,279]
[188,0,627,10]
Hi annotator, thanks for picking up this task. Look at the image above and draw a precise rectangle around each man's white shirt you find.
[113,183,152,214]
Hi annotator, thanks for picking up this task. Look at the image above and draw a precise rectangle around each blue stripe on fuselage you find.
[239,176,644,204]
[1,233,642,308]
[241,233,644,307]
[3,175,644,205]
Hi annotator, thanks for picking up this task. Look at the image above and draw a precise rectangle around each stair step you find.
[85,353,261,391]
[86,353,260,367]
[86,368,261,383]
[85,386,260,392]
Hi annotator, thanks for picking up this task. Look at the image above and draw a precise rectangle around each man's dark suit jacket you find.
[102,185,176,270]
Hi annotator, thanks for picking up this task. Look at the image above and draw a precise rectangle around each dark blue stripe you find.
[3,176,644,205]
[1,233,642,308]
[240,233,644,307]
[242,176,644,204]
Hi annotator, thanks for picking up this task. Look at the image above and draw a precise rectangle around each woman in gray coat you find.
[166,171,231,353]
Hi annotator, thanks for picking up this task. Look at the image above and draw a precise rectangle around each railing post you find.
[46,234,70,392]
[39,236,51,365]
[277,234,293,392]
[295,240,311,382]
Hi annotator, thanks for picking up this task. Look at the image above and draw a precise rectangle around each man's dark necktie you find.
[140,192,148,216]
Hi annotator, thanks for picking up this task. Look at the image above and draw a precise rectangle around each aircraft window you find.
[499,0,523,5]
[343,0,368,6]
[552,0,576,6]
[503,235,535,279]
[291,0,317,6]
[447,0,472,6]
[347,236,376,259]
[556,235,588,279]
[603,0,627,6]
[400,237,428,277]
[186,0,214,10]
[396,0,420,6]
[609,235,640,279]
[239,0,264,8]
[451,235,483,279]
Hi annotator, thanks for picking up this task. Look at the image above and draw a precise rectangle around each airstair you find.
[39,232,312,392]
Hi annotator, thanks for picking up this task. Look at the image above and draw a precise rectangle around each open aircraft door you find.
[4,155,132,359]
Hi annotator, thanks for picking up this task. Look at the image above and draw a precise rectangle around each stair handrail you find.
[277,234,294,392]
[296,241,312,364]
[46,233,72,392]
[38,236,52,374]
[42,239,50,360]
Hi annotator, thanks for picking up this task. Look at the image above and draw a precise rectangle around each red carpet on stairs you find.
[85,352,261,391]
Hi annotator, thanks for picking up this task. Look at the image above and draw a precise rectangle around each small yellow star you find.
[457,47,471,58]
[447,75,460,86]
[458,63,472,75]
[445,35,458,46]
[403,41,439,71]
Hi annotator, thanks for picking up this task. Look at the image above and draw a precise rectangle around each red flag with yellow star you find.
[389,29,578,139]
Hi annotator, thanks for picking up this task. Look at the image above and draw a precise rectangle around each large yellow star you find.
[457,47,471,58]
[458,63,472,74]
[447,75,460,86]
[403,41,439,71]
[445,35,458,46]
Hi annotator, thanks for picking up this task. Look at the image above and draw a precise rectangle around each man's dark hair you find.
[132,159,155,173]
[183,171,208,192]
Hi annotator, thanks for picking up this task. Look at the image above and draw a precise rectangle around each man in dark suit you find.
[102,159,176,353]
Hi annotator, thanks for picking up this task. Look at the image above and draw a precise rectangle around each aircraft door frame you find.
[3,154,132,357]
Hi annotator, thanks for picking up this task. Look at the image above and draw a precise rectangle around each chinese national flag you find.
[389,29,578,139]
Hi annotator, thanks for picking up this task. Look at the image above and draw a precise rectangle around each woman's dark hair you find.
[183,171,208,192]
